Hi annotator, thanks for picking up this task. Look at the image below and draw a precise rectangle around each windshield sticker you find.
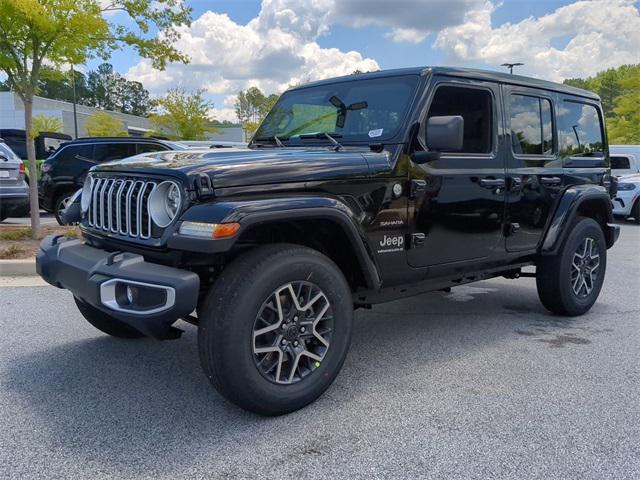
[368,128,384,138]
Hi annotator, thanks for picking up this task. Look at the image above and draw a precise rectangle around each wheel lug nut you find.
[300,327,306,333]
[293,315,298,322]
[293,341,299,347]
[281,339,287,345]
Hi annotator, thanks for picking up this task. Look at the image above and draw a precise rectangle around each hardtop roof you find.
[290,66,600,101]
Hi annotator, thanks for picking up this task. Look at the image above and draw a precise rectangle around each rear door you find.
[503,86,561,252]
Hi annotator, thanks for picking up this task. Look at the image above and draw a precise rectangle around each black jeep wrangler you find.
[37,67,619,415]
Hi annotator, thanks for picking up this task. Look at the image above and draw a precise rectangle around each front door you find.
[502,86,562,252]
[407,79,506,268]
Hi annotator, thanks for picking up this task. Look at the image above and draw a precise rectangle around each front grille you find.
[87,176,158,239]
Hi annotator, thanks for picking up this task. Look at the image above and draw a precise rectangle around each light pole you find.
[501,62,524,74]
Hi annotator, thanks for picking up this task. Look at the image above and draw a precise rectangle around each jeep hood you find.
[97,147,385,188]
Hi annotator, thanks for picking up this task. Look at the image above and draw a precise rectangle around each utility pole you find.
[501,62,524,74]
[70,64,78,138]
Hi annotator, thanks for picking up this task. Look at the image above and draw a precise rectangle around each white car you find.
[610,145,640,177]
[612,173,640,224]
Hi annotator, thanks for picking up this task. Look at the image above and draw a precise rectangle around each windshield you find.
[253,75,419,145]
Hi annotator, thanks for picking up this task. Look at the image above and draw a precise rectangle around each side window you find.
[610,156,631,170]
[56,145,93,162]
[509,95,554,155]
[93,143,136,162]
[426,85,493,154]
[136,143,167,154]
[557,101,604,157]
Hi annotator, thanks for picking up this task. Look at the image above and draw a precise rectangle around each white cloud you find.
[209,107,238,123]
[434,0,640,81]
[333,0,485,43]
[126,5,379,108]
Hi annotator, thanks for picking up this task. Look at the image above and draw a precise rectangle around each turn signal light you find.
[213,222,240,239]
[178,221,240,239]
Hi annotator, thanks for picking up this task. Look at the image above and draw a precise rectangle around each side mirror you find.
[426,115,464,151]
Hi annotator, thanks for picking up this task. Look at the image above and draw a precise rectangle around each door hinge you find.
[505,222,520,236]
[410,179,426,199]
[409,232,426,248]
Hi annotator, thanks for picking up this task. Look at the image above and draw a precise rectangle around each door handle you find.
[479,178,505,188]
[540,176,562,186]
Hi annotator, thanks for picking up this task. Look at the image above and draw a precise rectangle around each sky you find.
[93,0,640,122]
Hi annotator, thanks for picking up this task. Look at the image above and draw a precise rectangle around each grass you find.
[0,228,32,241]
[0,245,26,259]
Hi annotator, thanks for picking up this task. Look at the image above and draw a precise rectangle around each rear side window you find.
[509,94,553,155]
[557,101,604,157]
[56,145,94,162]
[136,143,167,154]
[93,143,136,162]
[426,86,493,154]
[610,156,631,170]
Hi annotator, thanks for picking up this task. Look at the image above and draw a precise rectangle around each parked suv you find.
[0,139,29,221]
[37,67,619,415]
[38,137,184,224]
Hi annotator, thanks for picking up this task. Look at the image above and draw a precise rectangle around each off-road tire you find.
[536,217,606,316]
[74,296,145,338]
[198,244,353,416]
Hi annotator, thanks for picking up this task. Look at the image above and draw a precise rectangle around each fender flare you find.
[168,196,382,290]
[540,185,618,255]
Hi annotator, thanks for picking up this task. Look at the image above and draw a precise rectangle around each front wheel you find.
[536,217,607,316]
[54,193,74,225]
[198,244,353,415]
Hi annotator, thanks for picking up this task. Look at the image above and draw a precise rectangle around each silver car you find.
[0,140,30,222]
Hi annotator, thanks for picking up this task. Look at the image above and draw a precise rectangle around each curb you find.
[0,259,37,277]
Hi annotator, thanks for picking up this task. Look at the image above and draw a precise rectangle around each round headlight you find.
[81,176,93,212]
[149,181,182,227]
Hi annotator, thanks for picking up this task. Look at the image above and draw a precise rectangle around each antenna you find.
[501,62,524,74]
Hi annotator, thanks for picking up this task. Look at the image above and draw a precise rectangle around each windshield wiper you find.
[299,132,343,151]
[252,135,287,147]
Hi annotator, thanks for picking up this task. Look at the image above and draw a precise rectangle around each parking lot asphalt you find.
[0,223,638,480]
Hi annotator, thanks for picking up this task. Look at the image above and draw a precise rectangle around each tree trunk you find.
[24,95,42,239]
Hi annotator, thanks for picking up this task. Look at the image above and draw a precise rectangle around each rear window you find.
[509,94,553,155]
[557,101,604,158]
[610,156,631,170]
[0,143,20,161]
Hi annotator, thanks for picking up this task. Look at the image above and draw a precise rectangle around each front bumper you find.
[36,235,200,339]
[612,193,638,216]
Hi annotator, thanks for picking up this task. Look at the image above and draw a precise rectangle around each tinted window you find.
[509,95,554,155]
[93,143,136,162]
[557,101,604,157]
[254,75,419,143]
[136,143,167,154]
[56,144,94,162]
[426,86,493,154]
[610,156,631,170]
[0,143,20,161]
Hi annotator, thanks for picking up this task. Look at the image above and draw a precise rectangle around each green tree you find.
[235,87,280,140]
[85,111,127,137]
[150,88,218,140]
[30,114,62,138]
[0,0,190,238]
[607,73,640,144]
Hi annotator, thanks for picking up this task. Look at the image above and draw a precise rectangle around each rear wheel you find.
[536,217,606,316]
[74,297,145,338]
[198,244,353,415]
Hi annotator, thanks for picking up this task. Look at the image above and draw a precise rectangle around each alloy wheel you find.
[252,281,333,385]
[570,237,600,298]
